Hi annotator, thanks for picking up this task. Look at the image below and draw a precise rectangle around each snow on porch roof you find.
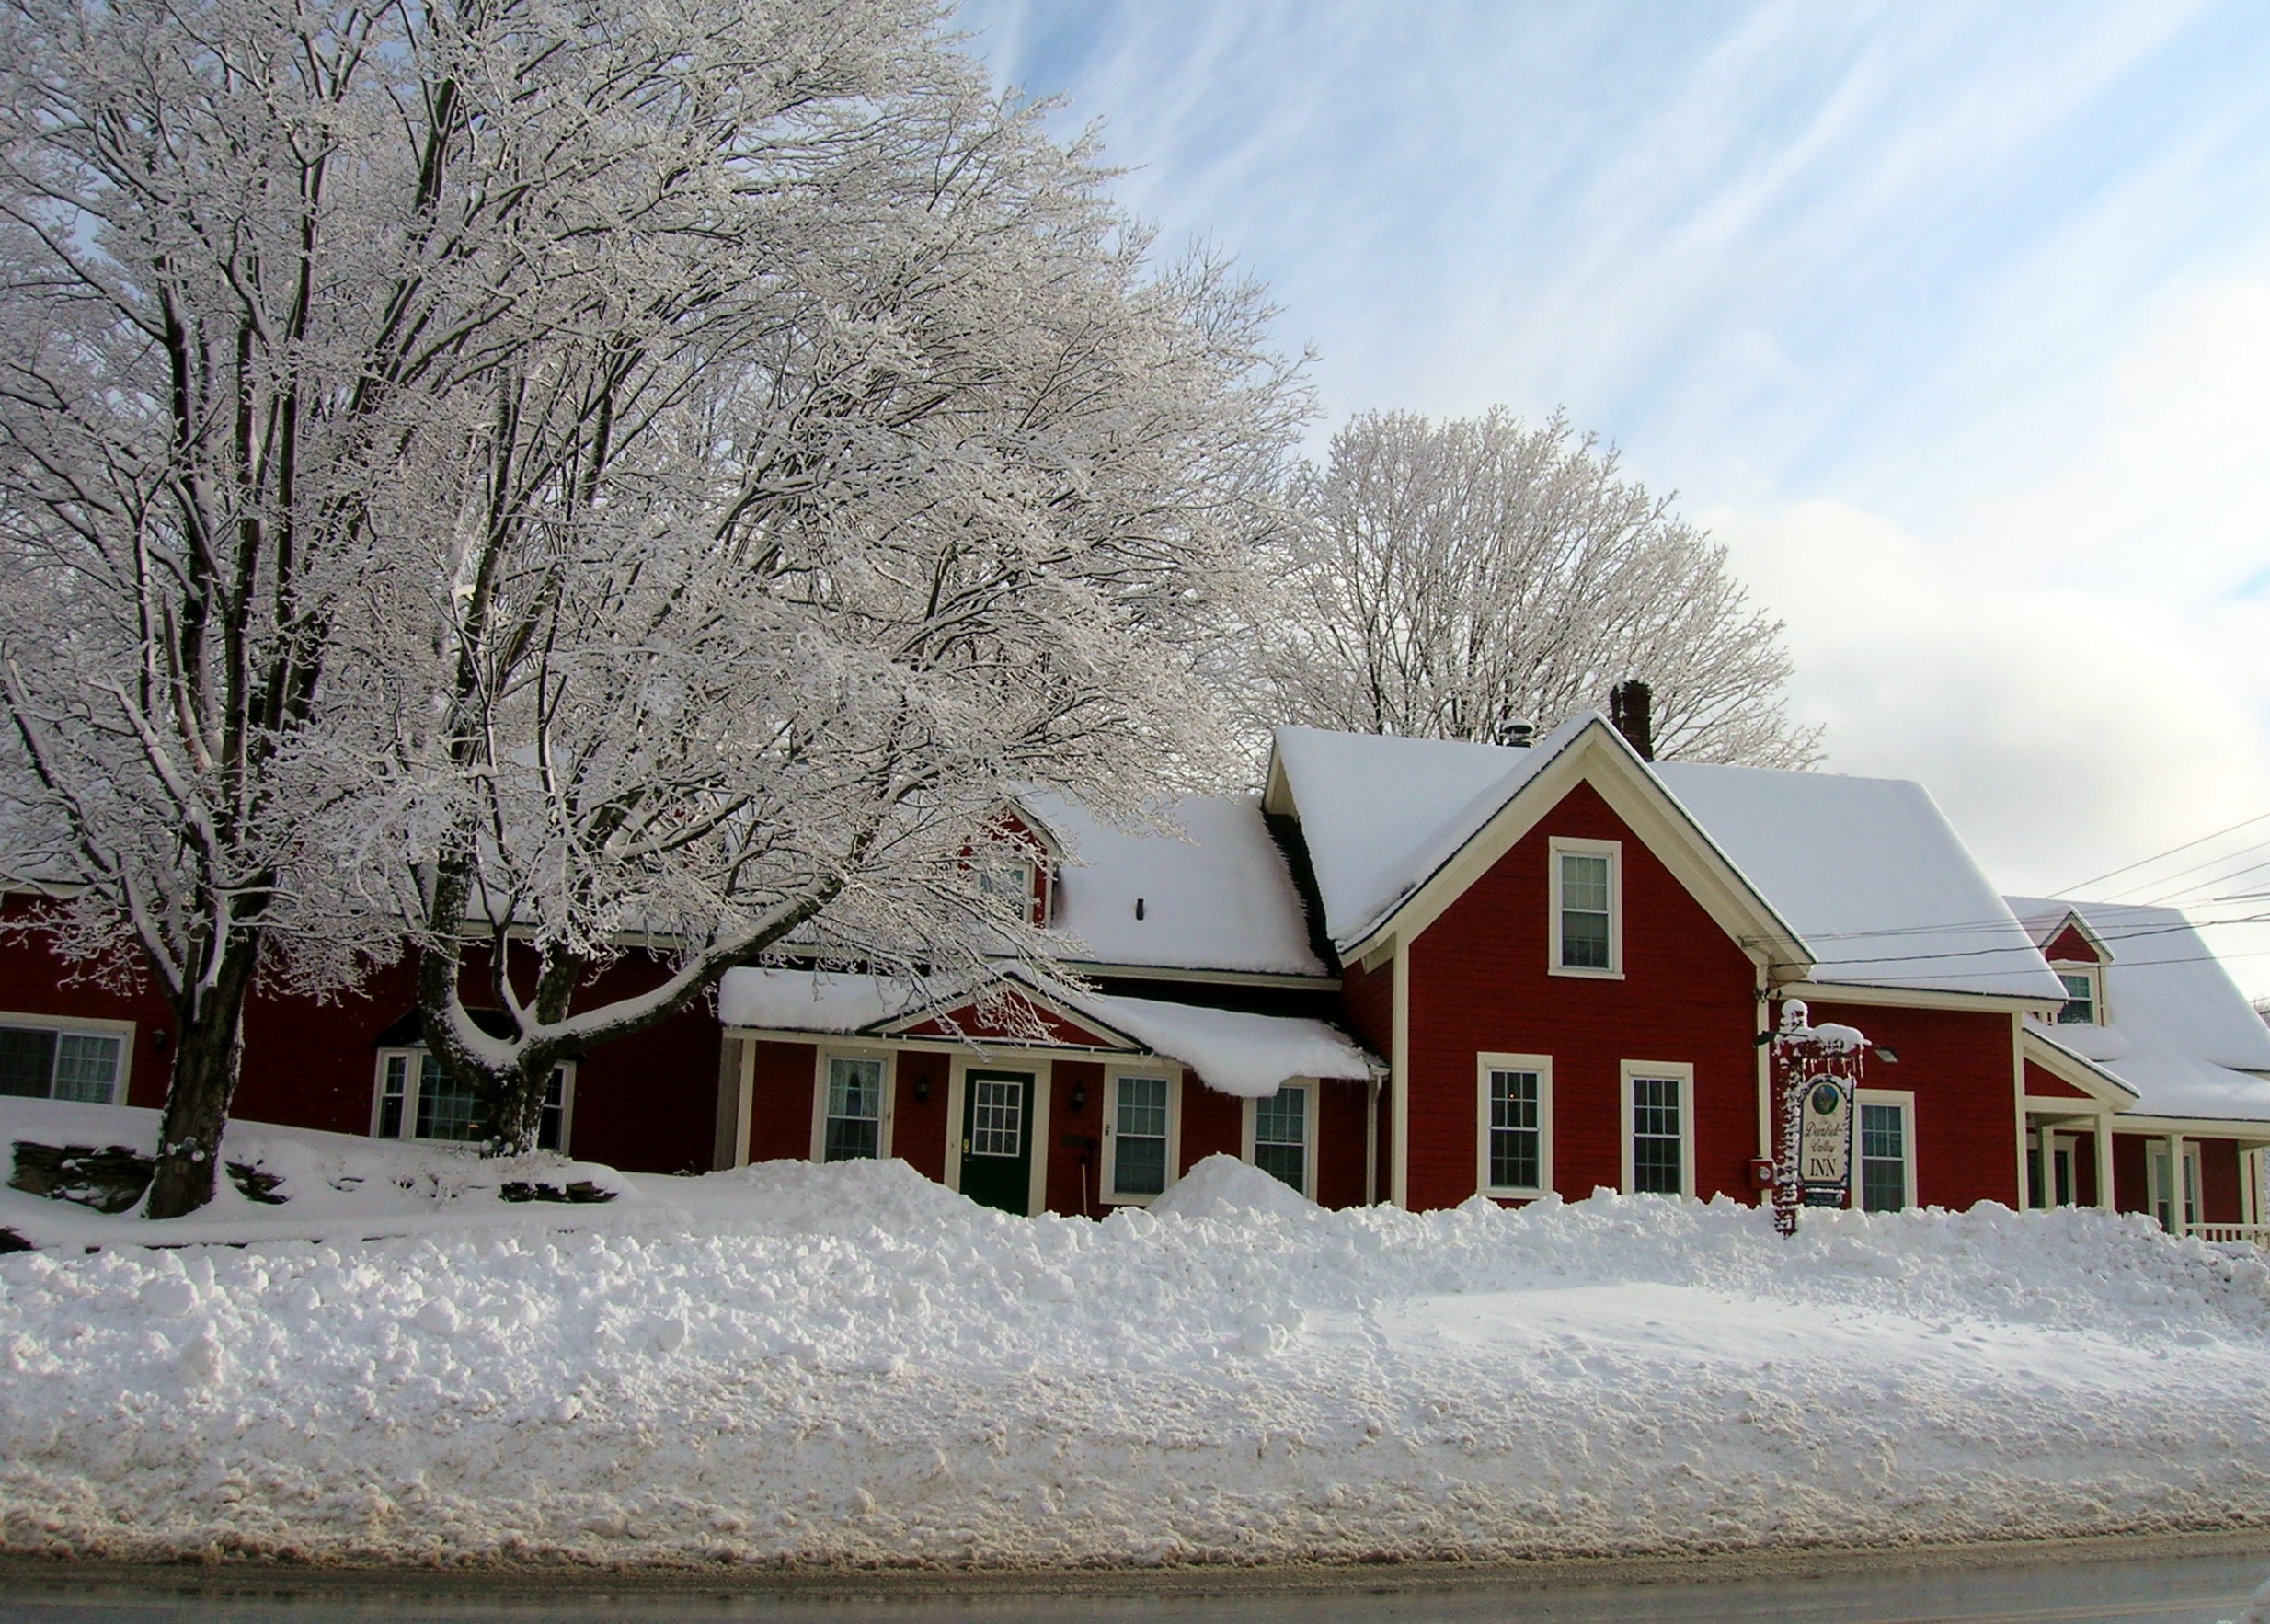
[2003,896,2270,1124]
[717,966,1373,1099]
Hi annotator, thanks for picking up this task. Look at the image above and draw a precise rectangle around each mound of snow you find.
[1149,1152,1319,1221]
[7,1104,2270,1569]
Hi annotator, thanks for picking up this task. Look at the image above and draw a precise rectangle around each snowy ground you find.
[6,1099,2270,1567]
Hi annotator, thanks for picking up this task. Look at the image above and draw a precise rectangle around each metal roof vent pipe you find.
[1610,680,1655,761]
[1496,716,1535,748]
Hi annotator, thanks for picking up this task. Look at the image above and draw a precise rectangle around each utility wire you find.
[2053,809,2270,895]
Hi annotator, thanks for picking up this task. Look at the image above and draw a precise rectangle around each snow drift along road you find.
[5,1121,2270,1566]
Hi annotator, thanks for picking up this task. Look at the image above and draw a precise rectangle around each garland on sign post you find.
[1770,1000,1870,1237]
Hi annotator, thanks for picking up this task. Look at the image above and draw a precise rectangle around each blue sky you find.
[957,0,2270,994]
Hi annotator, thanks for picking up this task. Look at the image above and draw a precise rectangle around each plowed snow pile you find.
[5,1105,2270,1566]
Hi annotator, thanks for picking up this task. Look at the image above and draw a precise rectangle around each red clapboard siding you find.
[1404,779,1760,1212]
[1180,1078,1243,1172]
[2023,1059,2093,1101]
[1316,1077,1370,1207]
[748,1040,817,1162]
[0,896,175,1107]
[2113,1132,2150,1215]
[1802,1000,2021,1210]
[2201,1137,2246,1225]
[893,1051,949,1183]
[1048,1059,1106,1216]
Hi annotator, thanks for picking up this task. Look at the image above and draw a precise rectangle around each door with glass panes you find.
[959,1069,1036,1215]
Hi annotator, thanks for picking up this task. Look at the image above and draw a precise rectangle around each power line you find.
[2053,808,2270,895]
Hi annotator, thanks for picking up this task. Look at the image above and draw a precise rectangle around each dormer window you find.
[978,854,1036,912]
[2054,965,2102,1025]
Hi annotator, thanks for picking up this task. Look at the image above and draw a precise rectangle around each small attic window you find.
[977,855,1040,924]
[2053,965,2102,1026]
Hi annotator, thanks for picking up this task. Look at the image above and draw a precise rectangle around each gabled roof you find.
[2003,896,2270,1125]
[1657,764,2067,1003]
[1264,715,1812,979]
[2009,901,2115,966]
[1016,793,1327,978]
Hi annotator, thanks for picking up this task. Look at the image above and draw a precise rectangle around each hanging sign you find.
[1768,1000,1868,1235]
[1796,1073,1854,1206]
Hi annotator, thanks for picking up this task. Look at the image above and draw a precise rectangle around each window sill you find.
[1548,966,1625,980]
[1481,1187,1549,1202]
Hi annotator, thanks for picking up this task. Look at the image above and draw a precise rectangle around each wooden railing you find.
[2184,1222,2270,1247]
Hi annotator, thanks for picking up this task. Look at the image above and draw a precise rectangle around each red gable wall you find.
[2023,1058,2092,1101]
[897,992,1115,1050]
[1404,778,1762,1212]
[2042,922,2102,965]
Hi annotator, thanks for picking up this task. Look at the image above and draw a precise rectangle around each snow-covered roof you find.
[718,967,929,1034]
[1019,793,1326,978]
[2004,896,2270,1125]
[1657,764,2067,1002]
[1266,718,1577,948]
[717,966,1372,1098]
[1267,720,2060,1003]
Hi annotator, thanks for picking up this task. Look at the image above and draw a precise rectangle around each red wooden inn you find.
[6,713,2269,1230]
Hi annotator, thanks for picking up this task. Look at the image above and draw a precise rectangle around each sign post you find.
[1769,1000,1868,1236]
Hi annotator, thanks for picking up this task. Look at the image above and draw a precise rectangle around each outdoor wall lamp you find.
[1069,1085,1086,1114]
[914,1078,931,1104]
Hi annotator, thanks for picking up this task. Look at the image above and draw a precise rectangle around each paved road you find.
[4,1544,2266,1623]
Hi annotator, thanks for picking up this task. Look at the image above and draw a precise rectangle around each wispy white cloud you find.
[954,0,2270,993]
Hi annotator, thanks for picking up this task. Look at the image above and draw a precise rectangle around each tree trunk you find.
[145,939,260,1219]
[485,1052,556,1159]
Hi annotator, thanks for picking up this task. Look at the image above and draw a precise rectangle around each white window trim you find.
[1242,1079,1319,1200]
[1619,1060,1695,1197]
[1855,1086,1918,1211]
[1475,1051,1553,1199]
[1100,1062,1182,1206]
[1548,836,1624,979]
[2149,1138,2202,1233]
[943,1055,1052,1216]
[2049,961,2105,1026]
[809,1046,898,1163]
[369,1048,577,1150]
[0,1011,135,1104]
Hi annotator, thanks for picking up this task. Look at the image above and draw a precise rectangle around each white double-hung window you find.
[1245,1081,1315,1198]
[1620,1060,1693,1196]
[372,1051,573,1149]
[1476,1053,1553,1198]
[1855,1089,1916,1211]
[813,1052,890,1162]
[1104,1068,1178,1202]
[0,1017,129,1105]
[1549,838,1622,976]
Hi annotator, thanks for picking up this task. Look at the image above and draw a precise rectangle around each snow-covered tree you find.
[1239,408,1817,765]
[313,5,1302,1153]
[0,0,1301,1202]
[0,0,558,1215]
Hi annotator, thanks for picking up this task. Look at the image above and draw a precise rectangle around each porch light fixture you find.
[1069,1085,1086,1114]
[914,1077,930,1104]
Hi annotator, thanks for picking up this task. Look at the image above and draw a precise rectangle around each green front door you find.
[960,1069,1036,1216]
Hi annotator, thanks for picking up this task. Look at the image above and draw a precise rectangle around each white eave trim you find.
[1785,980,2063,1016]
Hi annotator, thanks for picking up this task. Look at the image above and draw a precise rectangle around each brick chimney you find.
[1610,680,1654,761]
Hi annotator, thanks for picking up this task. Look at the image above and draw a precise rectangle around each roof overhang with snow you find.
[2019,1026,2141,1111]
[717,966,1375,1099]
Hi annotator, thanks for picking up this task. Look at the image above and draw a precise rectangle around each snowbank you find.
[6,1107,2270,1567]
[0,1098,650,1252]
